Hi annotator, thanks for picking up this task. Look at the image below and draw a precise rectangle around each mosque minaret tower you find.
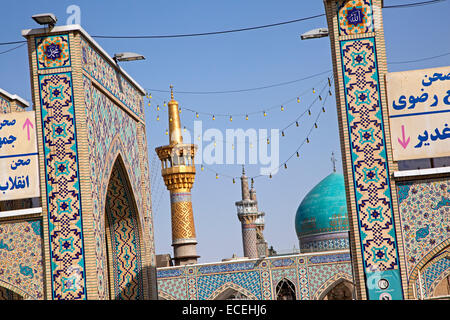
[235,167,264,259]
[156,86,199,266]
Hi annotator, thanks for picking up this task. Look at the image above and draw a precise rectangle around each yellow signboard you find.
[386,66,450,161]
[0,111,40,201]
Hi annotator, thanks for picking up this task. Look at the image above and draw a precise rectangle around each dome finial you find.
[331,152,337,172]
[170,84,174,100]
[242,165,245,176]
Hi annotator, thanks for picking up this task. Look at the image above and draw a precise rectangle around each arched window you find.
[275,278,296,300]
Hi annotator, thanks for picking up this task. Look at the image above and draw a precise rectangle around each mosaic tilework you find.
[171,192,196,240]
[271,268,299,299]
[197,271,262,300]
[241,226,258,258]
[157,252,353,300]
[397,178,450,278]
[80,37,144,120]
[339,37,402,296]
[420,254,450,298]
[0,220,44,299]
[157,277,187,300]
[105,161,144,300]
[307,263,353,299]
[0,96,10,113]
[35,34,71,70]
[83,74,144,298]
[39,72,86,300]
[337,0,374,36]
[301,235,349,253]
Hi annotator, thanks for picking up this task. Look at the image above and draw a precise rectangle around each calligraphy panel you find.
[386,66,450,161]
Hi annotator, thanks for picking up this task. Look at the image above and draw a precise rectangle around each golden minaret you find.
[155,86,199,265]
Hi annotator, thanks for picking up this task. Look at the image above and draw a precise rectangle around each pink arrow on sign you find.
[398,125,410,149]
[23,118,34,141]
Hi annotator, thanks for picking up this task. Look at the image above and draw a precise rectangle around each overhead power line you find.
[0,0,445,46]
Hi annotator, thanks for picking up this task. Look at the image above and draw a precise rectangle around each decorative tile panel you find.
[0,220,44,299]
[339,36,403,299]
[80,38,144,120]
[337,0,374,36]
[105,161,144,300]
[39,71,86,300]
[397,178,450,278]
[35,34,71,70]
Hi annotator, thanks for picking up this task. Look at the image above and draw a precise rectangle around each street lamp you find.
[113,52,146,63]
[300,28,329,40]
[32,13,58,28]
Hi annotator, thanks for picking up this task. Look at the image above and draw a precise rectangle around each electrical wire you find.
[0,0,445,46]
[0,43,26,55]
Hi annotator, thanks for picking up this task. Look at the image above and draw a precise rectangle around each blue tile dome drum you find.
[295,173,350,253]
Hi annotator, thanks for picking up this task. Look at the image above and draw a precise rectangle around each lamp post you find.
[300,27,329,40]
[32,13,57,28]
[113,52,146,63]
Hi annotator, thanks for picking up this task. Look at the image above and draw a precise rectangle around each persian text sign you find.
[0,111,40,201]
[386,66,450,161]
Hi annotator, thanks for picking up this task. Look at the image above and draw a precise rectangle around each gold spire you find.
[167,85,183,145]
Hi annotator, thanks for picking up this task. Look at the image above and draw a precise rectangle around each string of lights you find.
[152,77,333,147]
[198,87,332,182]
[147,75,331,123]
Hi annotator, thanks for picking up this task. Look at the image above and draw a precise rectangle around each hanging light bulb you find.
[296,121,299,127]
[319,95,322,101]
[313,88,316,94]
[297,97,300,103]
[308,110,311,116]
[329,90,332,96]
[201,165,204,171]
[233,178,236,184]
[328,78,331,87]
[284,163,287,169]
[212,115,215,121]
[267,138,270,145]
[322,107,326,113]
[213,141,217,147]
[183,126,186,132]
[245,114,249,120]
[149,93,152,99]
[296,151,300,158]
[164,101,167,107]
[148,102,151,107]
[263,111,267,117]
[216,173,219,179]
[315,123,318,128]
[251,178,254,184]
[179,108,182,114]
[156,115,160,121]
[197,135,201,141]
[232,144,235,150]
[196,112,199,118]
[250,142,253,149]
[230,115,233,122]
[165,129,168,135]
[157,105,160,111]
[307,137,310,143]
[269,173,272,179]
[282,131,285,137]
[281,105,284,111]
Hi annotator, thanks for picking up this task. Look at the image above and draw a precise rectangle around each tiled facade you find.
[17,25,157,300]
[157,251,353,300]
[324,0,405,299]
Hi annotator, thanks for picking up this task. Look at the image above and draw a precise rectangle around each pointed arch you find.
[414,248,450,299]
[0,281,27,300]
[104,154,145,300]
[275,278,296,300]
[314,273,354,300]
[207,282,257,300]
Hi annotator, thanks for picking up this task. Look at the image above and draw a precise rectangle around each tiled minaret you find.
[235,167,259,259]
[156,86,199,266]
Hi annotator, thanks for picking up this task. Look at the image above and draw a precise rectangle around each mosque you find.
[0,0,449,300]
[155,89,355,300]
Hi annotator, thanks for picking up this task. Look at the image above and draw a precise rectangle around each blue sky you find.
[1,0,449,263]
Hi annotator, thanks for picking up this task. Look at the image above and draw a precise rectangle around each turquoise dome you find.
[295,172,350,252]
